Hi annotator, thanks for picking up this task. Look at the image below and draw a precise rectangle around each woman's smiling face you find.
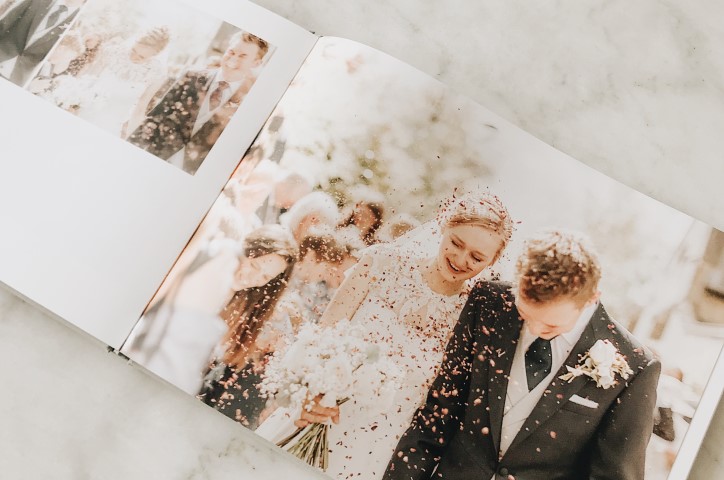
[435,224,502,283]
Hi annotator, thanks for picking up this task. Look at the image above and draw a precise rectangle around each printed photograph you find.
[121,37,723,479]
[0,0,87,86]
[2,0,275,175]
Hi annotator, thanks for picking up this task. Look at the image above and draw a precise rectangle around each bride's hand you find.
[294,394,340,428]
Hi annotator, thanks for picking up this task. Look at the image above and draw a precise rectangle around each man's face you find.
[516,292,598,340]
[220,38,262,81]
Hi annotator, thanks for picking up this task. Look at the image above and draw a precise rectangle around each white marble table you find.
[1,1,721,478]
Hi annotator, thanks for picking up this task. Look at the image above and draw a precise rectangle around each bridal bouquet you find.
[260,319,401,470]
[46,75,103,112]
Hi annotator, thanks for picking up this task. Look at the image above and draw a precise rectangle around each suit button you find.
[498,467,509,476]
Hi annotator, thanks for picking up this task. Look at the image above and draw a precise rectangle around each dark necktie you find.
[208,81,229,110]
[525,337,552,391]
[45,4,68,29]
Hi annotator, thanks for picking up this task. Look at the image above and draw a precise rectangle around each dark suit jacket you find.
[0,0,78,85]
[127,68,252,175]
[385,281,660,480]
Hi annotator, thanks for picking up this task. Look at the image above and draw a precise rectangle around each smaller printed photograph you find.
[9,0,275,175]
[0,0,88,87]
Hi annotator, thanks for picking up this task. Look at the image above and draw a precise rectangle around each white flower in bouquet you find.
[260,319,402,470]
[351,355,402,414]
[319,357,354,406]
[260,319,367,410]
[47,75,104,111]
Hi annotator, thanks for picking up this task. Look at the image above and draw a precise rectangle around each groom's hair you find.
[227,31,270,60]
[515,229,601,307]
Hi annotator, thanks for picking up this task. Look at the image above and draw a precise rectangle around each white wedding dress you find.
[255,243,468,479]
[73,42,167,137]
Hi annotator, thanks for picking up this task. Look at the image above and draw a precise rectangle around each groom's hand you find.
[295,395,340,428]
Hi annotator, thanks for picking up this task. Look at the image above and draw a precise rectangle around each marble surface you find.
[1,0,722,479]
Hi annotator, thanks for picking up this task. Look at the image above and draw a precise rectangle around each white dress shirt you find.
[192,72,241,134]
[167,71,241,168]
[498,301,599,457]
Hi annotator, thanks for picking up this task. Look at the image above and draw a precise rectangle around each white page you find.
[0,0,317,347]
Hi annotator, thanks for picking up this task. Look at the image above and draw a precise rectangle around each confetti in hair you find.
[516,229,601,306]
[436,188,515,263]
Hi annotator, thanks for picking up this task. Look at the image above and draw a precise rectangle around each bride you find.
[74,26,170,137]
[256,191,514,479]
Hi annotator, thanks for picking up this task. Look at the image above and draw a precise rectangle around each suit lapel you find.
[173,70,211,137]
[178,71,216,170]
[486,309,522,455]
[25,0,54,47]
[504,305,609,453]
[196,69,217,106]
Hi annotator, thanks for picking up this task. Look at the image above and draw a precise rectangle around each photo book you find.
[1,1,722,479]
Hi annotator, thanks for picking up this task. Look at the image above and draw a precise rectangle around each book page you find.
[119,36,723,480]
[0,0,316,347]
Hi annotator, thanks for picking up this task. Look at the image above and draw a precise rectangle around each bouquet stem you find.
[277,398,346,470]
[278,423,330,470]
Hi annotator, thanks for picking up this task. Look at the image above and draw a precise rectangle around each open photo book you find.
[1,0,722,478]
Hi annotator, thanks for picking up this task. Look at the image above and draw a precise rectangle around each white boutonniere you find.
[559,339,633,389]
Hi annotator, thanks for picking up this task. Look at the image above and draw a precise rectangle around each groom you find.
[384,230,660,480]
[127,31,269,175]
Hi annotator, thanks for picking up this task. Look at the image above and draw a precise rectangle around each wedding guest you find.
[379,212,421,242]
[647,365,698,478]
[339,198,385,246]
[0,0,85,85]
[76,25,170,137]
[230,144,264,179]
[280,227,363,328]
[199,225,297,429]
[280,191,340,243]
[121,223,283,396]
[275,172,313,210]
[252,228,364,374]
[298,228,361,287]
[143,155,278,318]
[259,170,314,224]
[121,240,241,394]
[127,31,269,174]
[226,156,285,217]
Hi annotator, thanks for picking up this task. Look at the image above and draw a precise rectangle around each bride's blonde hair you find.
[437,190,514,264]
